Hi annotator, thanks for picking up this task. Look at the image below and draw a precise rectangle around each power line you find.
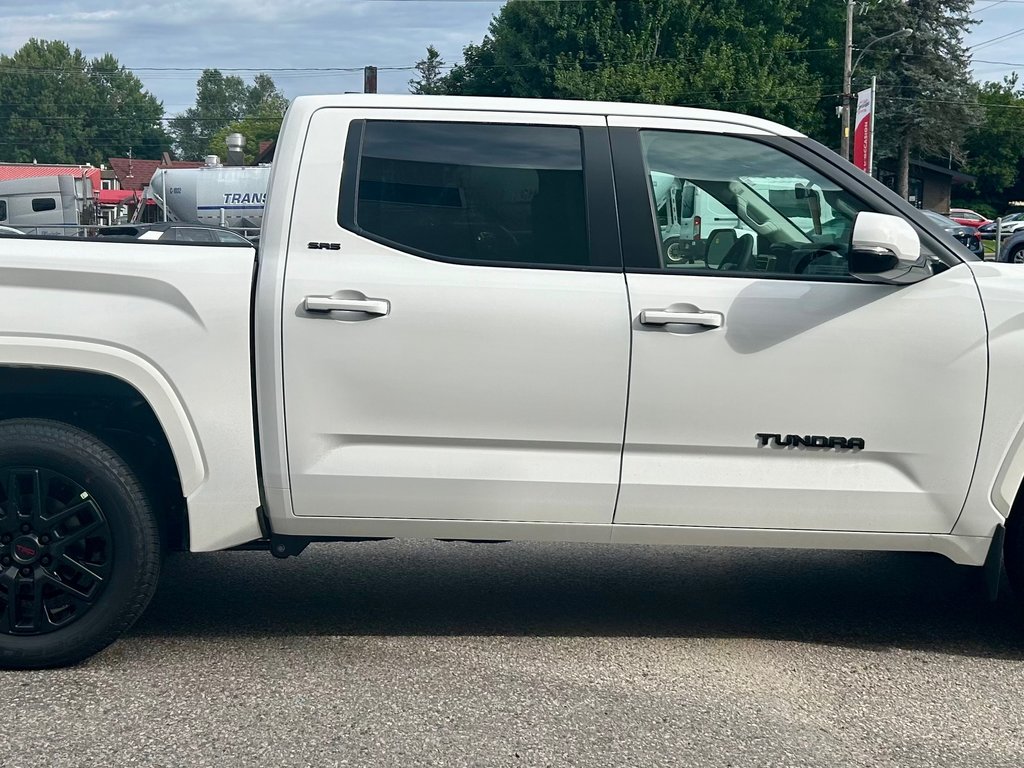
[970,25,1024,51]
[974,0,1010,13]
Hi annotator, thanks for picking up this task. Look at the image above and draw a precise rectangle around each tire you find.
[0,419,161,669]
[1000,246,1024,264]
[662,236,683,263]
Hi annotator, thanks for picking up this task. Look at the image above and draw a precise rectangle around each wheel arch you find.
[0,342,206,549]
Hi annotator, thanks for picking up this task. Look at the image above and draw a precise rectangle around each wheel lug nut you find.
[40,556,51,566]
[0,534,9,544]
[19,567,30,577]
[39,536,49,545]
[20,524,30,533]
[1,557,10,567]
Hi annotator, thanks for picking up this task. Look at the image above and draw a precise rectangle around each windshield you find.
[922,210,953,228]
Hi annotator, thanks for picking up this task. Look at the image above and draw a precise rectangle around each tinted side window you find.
[32,198,57,213]
[343,121,591,268]
[640,131,872,279]
[0,201,6,221]
[176,228,215,243]
[214,230,249,244]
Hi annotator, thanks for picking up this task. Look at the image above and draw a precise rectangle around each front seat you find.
[720,233,754,271]
[703,229,737,269]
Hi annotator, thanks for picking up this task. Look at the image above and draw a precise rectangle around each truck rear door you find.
[279,109,628,525]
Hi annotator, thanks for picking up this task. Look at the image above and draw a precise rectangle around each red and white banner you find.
[853,86,874,173]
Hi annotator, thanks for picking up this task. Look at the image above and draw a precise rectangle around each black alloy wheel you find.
[0,419,161,669]
[0,468,113,635]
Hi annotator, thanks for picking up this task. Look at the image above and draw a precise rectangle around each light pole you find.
[841,0,855,162]
[841,1,912,161]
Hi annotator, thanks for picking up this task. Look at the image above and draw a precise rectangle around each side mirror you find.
[849,212,929,285]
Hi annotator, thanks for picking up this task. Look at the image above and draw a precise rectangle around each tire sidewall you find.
[0,422,158,666]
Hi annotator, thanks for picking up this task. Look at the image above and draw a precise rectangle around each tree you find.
[855,0,977,199]
[206,104,286,165]
[170,70,287,160]
[961,77,1024,211]
[204,73,287,163]
[437,0,830,136]
[409,46,446,94]
[0,39,170,164]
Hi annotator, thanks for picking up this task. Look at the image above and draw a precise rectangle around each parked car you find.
[921,209,984,255]
[0,225,23,236]
[948,207,992,229]
[994,228,1024,262]
[96,222,253,245]
[976,212,1024,241]
[1,93,1023,670]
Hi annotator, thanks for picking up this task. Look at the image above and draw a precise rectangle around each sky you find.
[0,0,1020,118]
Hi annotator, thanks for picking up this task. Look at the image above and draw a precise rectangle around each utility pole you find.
[363,66,378,94]
[840,0,855,162]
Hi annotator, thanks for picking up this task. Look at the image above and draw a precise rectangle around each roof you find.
[910,159,976,186]
[98,188,140,206]
[0,164,102,188]
[285,94,805,138]
[255,140,276,164]
[108,157,204,191]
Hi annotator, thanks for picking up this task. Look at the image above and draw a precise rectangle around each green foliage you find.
[854,0,977,195]
[961,77,1024,210]
[204,73,288,164]
[438,0,832,136]
[171,71,288,160]
[0,39,170,164]
[410,46,446,94]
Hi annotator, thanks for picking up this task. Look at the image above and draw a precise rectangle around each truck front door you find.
[608,119,987,534]
[279,110,628,525]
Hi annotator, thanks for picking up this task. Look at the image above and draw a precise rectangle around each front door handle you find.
[304,295,390,316]
[640,309,723,328]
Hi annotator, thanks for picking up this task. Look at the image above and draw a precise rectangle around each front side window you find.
[640,131,872,279]
[343,121,590,268]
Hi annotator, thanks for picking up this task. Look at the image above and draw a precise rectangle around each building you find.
[876,160,976,214]
[105,154,204,224]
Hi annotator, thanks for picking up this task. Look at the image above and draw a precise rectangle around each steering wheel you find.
[473,224,520,256]
[794,246,845,275]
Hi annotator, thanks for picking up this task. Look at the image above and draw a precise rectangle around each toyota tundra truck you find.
[1,95,1022,669]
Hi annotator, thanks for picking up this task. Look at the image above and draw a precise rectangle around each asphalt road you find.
[4,540,1024,768]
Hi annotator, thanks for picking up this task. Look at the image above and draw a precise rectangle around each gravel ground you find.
[4,540,1024,768]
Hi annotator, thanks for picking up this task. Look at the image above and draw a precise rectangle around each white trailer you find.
[140,164,271,237]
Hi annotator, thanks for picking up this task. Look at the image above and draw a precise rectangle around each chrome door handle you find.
[640,309,723,328]
[304,296,390,316]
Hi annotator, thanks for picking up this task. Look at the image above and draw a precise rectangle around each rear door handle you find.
[304,296,390,316]
[640,309,723,328]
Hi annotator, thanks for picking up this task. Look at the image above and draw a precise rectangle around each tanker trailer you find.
[139,162,271,238]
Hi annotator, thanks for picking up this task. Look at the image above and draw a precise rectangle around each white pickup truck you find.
[1,94,1021,668]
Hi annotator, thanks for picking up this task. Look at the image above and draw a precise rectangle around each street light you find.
[840,2,913,161]
[854,28,913,76]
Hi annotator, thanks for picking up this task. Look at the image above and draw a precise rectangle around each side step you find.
[230,535,388,559]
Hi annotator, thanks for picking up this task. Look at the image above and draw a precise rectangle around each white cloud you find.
[0,0,503,110]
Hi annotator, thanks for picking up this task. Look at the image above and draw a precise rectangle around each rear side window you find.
[341,121,591,268]
[32,198,57,213]
[176,228,215,243]
[0,201,6,221]
[213,230,249,244]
